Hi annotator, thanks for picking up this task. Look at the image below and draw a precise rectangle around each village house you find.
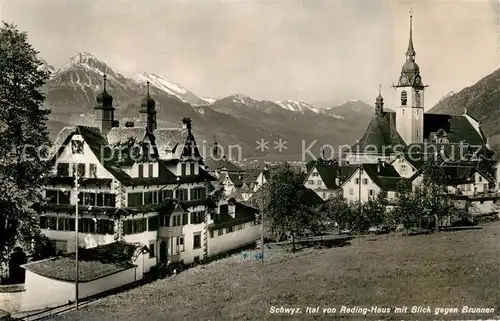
[303,160,357,200]
[26,78,261,310]
[201,137,245,198]
[339,161,407,204]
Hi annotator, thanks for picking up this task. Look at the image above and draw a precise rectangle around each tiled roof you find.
[352,111,486,154]
[351,112,405,153]
[203,157,243,173]
[309,163,358,189]
[153,128,189,158]
[227,173,244,187]
[423,113,484,145]
[107,127,147,145]
[209,201,258,230]
[22,242,144,282]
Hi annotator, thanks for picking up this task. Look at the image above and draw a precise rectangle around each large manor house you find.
[15,12,500,312]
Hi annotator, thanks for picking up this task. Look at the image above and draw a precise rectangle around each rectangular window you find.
[190,211,205,224]
[89,164,97,178]
[478,176,482,182]
[104,193,116,207]
[175,188,188,201]
[401,165,407,173]
[138,164,144,178]
[71,140,84,154]
[172,215,181,227]
[176,236,184,252]
[148,163,154,178]
[84,192,96,206]
[148,216,158,231]
[77,163,86,177]
[96,219,114,234]
[96,193,104,206]
[57,217,74,231]
[226,226,234,234]
[362,178,368,185]
[190,163,195,175]
[194,256,200,262]
[209,230,214,238]
[355,178,359,185]
[149,242,155,258]
[144,192,153,205]
[236,224,244,231]
[312,172,318,177]
[122,218,147,235]
[46,190,58,204]
[181,163,186,176]
[369,190,375,197]
[182,212,189,225]
[56,163,69,177]
[78,218,96,233]
[193,233,201,249]
[127,192,143,207]
[217,229,223,236]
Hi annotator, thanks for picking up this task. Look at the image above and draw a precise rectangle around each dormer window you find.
[71,140,84,154]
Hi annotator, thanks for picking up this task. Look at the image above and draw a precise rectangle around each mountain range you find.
[41,52,376,160]
[41,52,500,161]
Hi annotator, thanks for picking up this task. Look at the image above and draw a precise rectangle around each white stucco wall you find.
[341,168,381,203]
[22,268,136,311]
[208,222,260,257]
[391,157,417,178]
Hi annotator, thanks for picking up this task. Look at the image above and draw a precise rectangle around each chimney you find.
[228,198,236,218]
[182,117,192,130]
[125,121,134,128]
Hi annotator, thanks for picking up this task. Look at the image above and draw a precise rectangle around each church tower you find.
[394,9,425,145]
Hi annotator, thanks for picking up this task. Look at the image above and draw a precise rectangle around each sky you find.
[1,0,498,109]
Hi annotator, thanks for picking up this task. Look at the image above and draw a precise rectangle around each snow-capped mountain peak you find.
[58,52,117,77]
[131,72,207,105]
[275,100,320,114]
[229,94,257,105]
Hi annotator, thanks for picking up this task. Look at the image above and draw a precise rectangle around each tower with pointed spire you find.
[94,74,116,135]
[393,8,425,145]
[139,81,157,132]
[375,84,384,116]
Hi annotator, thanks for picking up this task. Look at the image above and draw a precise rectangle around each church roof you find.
[423,113,484,145]
[202,157,243,173]
[351,112,406,154]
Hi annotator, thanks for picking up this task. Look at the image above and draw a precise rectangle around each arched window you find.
[401,90,408,106]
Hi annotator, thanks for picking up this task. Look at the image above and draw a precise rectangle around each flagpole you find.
[260,190,264,264]
[74,167,79,310]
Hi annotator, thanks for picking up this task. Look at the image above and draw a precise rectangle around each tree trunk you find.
[434,214,439,232]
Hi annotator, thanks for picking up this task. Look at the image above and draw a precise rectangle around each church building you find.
[346,11,491,166]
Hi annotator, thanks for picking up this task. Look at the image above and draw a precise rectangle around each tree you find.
[321,193,353,234]
[362,190,389,229]
[261,163,316,252]
[419,160,453,231]
[0,22,52,265]
[391,183,424,232]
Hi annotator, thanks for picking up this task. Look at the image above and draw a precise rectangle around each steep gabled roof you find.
[351,112,406,153]
[202,157,243,173]
[209,201,258,230]
[307,163,358,189]
[423,113,484,146]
